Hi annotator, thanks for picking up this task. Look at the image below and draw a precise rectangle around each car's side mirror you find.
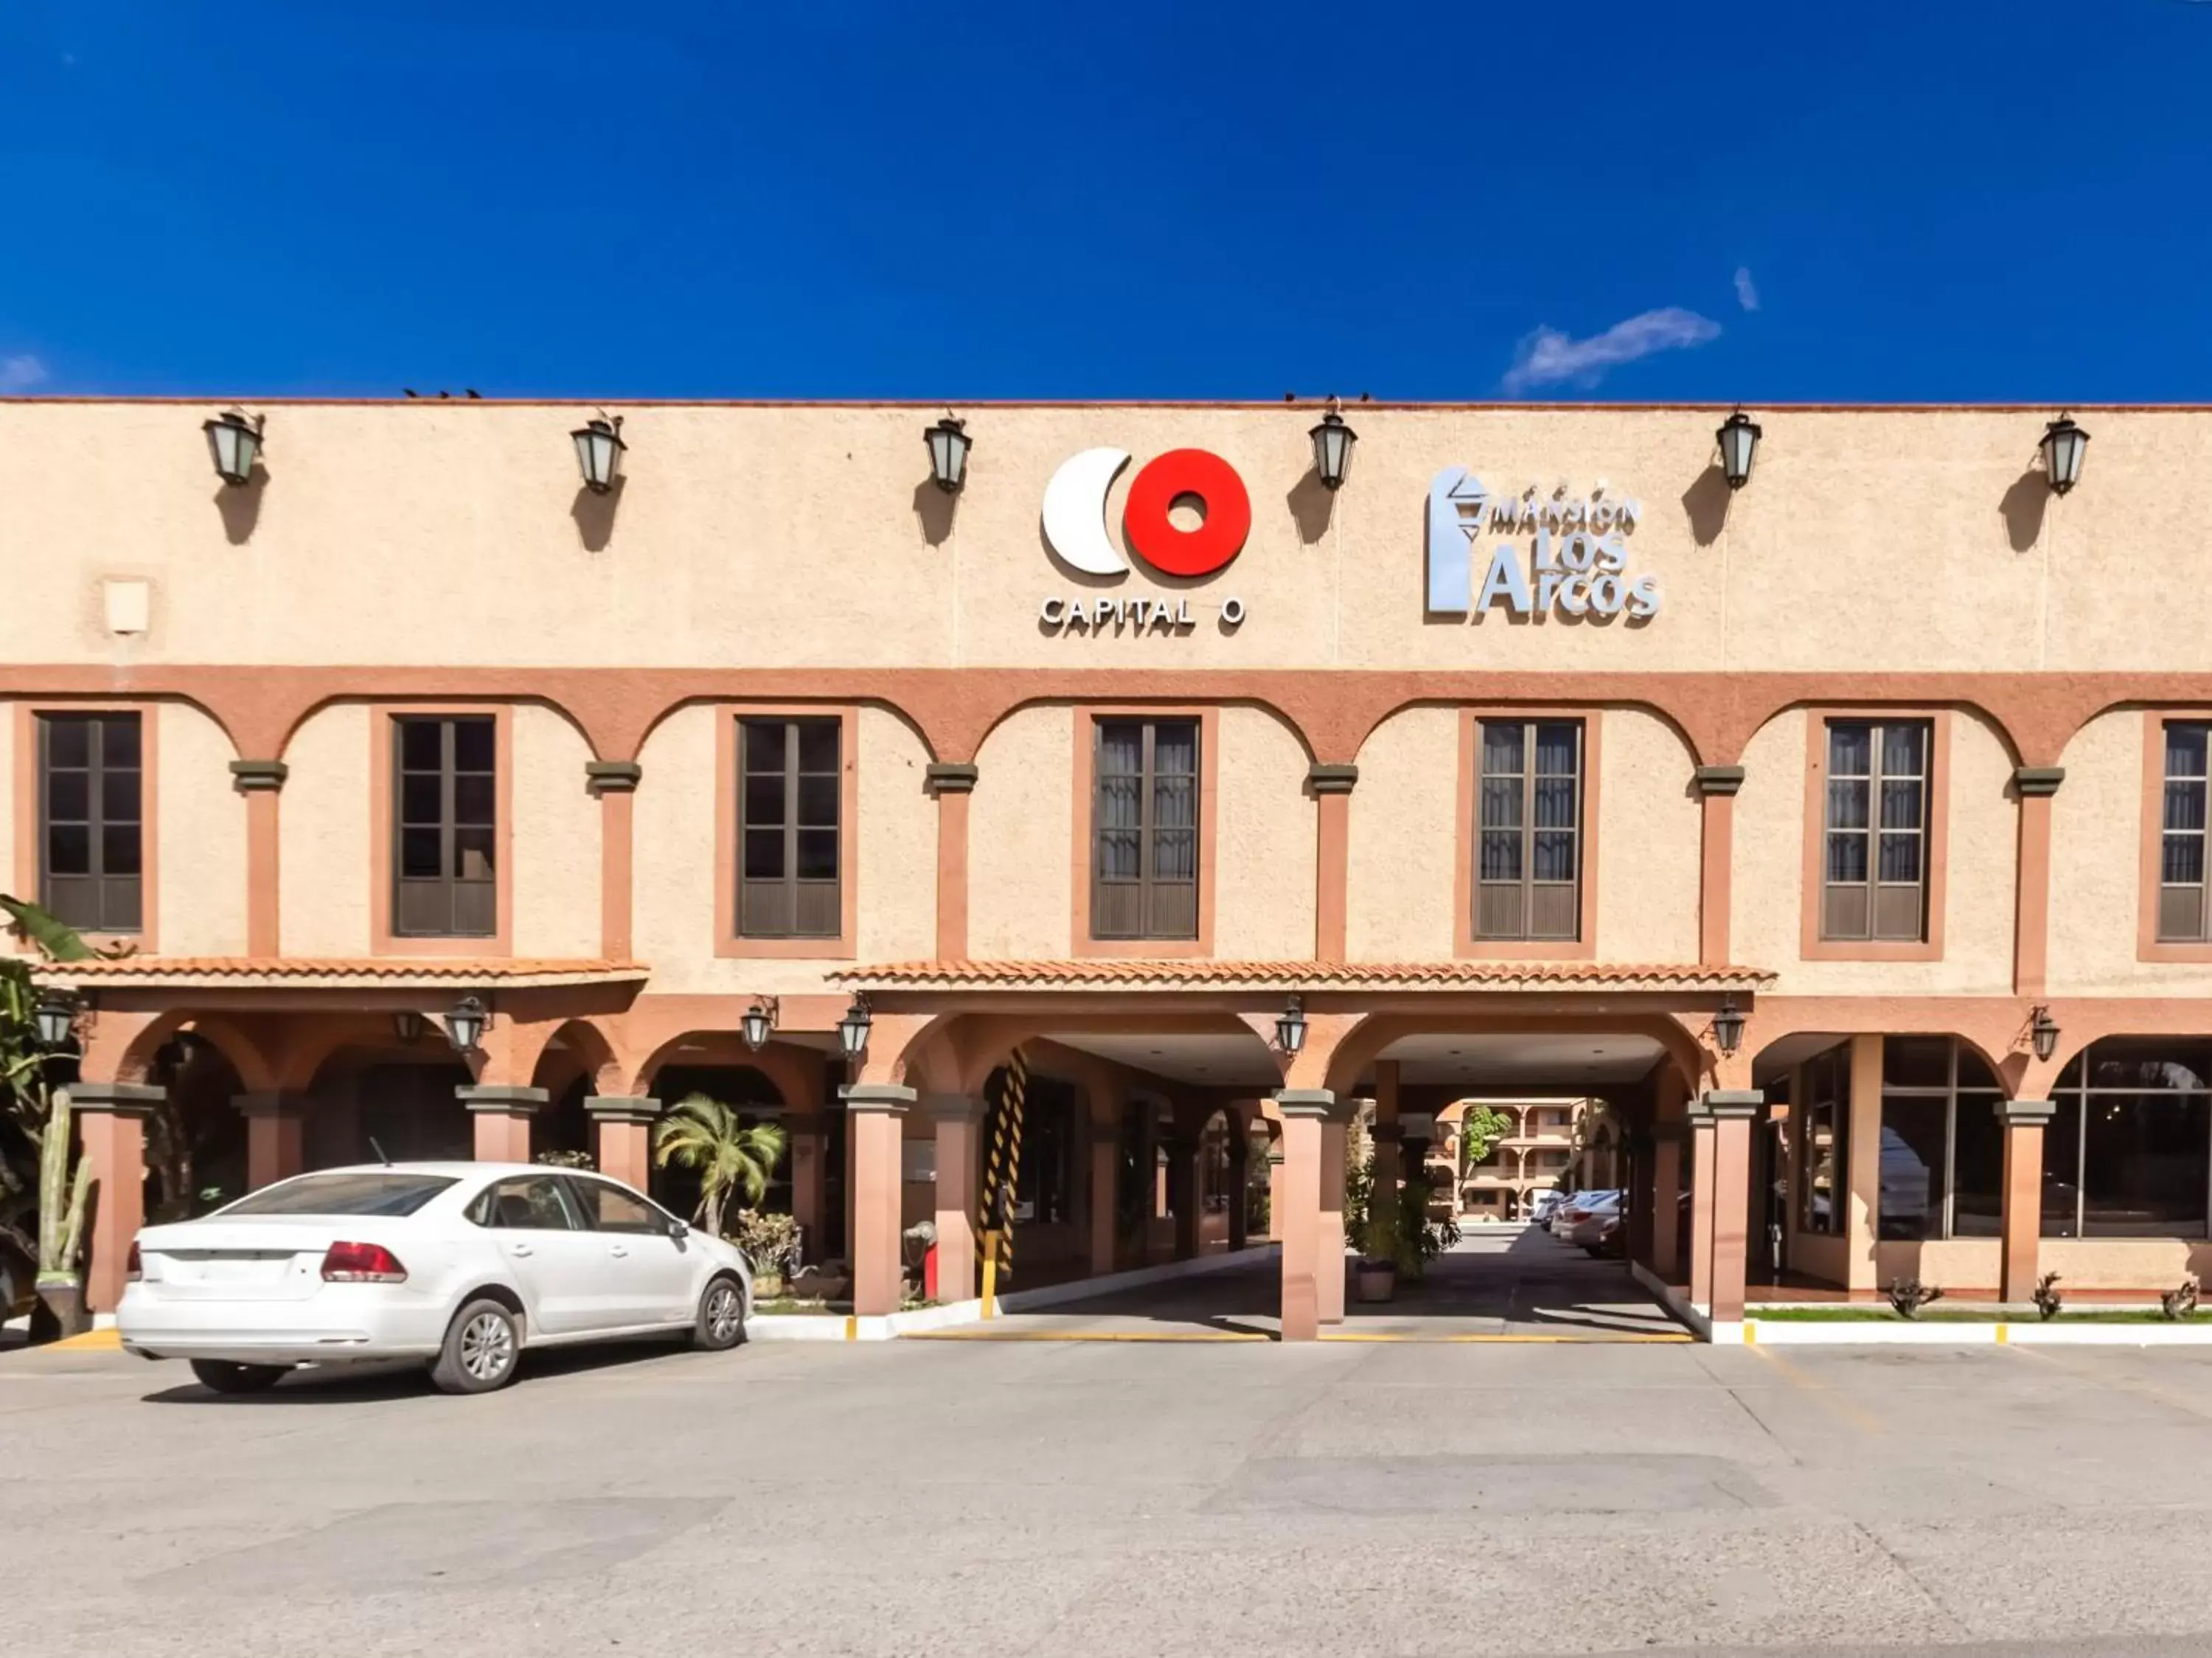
[667,1219,689,1241]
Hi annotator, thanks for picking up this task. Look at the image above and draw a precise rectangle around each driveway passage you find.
[939,1224,1683,1339]
[10,1312,2212,1655]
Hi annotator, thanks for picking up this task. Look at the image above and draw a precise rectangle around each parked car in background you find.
[1550,1190,1621,1233]
[1528,1190,1568,1228]
[118,1163,753,1396]
[1568,1199,1625,1258]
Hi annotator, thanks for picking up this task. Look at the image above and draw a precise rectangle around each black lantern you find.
[1275,995,1308,1056]
[443,994,488,1054]
[2041,414,2088,496]
[2031,1004,2061,1064]
[926,417,971,493]
[1716,409,1761,490]
[571,415,626,493]
[202,410,264,487]
[1310,409,1356,491]
[837,993,872,1062]
[32,989,77,1050]
[741,996,777,1053]
[1711,996,1745,1058]
[391,1010,425,1046]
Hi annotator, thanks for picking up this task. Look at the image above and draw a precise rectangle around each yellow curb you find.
[1995,1323,2009,1343]
[46,1329,122,1351]
[1745,1321,1759,1345]
[1318,1331,1693,1344]
[844,1316,857,1342]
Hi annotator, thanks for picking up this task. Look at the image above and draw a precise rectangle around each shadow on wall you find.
[911,479,955,547]
[1998,468,2048,553]
[571,476,625,553]
[1680,465,1730,549]
[213,473,267,546]
[1284,472,1333,546]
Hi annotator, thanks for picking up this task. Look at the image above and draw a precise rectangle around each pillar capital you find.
[924,761,979,796]
[923,1092,986,1124]
[841,1083,916,1115]
[458,1085,548,1115]
[229,759,289,793]
[67,1081,163,1118]
[1692,765,1745,797]
[1700,1089,1763,1120]
[2013,766,2065,798]
[585,760,642,796]
[1996,1097,2056,1126]
[1306,762,1359,795]
[1273,1088,1337,1120]
[584,1095,661,1125]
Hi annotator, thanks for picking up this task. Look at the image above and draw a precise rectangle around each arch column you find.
[71,1082,161,1315]
[1703,1090,1761,1325]
[585,1096,660,1192]
[234,1092,307,1192]
[459,1086,546,1162]
[1997,1097,2054,1304]
[1275,1089,1332,1342]
[844,1084,911,1317]
[1687,1095,1716,1311]
[927,1094,985,1304]
[1087,1118,1120,1277]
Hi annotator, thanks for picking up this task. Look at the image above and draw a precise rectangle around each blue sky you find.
[3,1,2208,401]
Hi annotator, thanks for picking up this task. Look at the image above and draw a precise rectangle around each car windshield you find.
[219,1172,458,1218]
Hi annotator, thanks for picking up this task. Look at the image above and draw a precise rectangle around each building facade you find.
[10,398,2212,1337]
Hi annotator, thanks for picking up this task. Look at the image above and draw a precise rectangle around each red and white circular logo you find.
[1042,447,1251,579]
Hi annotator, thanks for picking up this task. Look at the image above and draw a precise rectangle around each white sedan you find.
[118,1162,754,1395]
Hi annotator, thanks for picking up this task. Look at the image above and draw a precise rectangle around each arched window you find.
[2045,1040,2212,1239]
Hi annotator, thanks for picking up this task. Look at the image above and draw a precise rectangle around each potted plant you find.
[1354,1182,1419,1303]
[731,1210,801,1300]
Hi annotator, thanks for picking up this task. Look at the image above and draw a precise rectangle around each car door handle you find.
[509,1243,535,1258]
[608,1244,630,1258]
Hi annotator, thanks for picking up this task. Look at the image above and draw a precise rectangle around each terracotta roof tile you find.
[27,957,647,988]
[832,960,1773,992]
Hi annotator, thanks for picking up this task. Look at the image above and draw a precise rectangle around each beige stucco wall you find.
[1732,708,2015,993]
[156,701,248,956]
[1214,707,1315,960]
[967,707,1072,960]
[2045,708,2211,997]
[279,704,371,957]
[510,705,599,961]
[8,403,2212,676]
[633,704,934,993]
[1347,707,1457,961]
[0,707,13,909]
[1594,709,1700,963]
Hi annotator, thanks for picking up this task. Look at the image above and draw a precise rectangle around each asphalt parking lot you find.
[12,1304,2212,1658]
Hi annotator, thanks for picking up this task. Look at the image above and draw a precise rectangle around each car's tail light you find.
[126,1241,142,1282]
[320,1241,407,1283]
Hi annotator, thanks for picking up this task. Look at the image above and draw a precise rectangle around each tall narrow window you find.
[2158,722,2211,941]
[1091,718,1199,940]
[38,712,142,933]
[1877,1036,2004,1241]
[392,715,497,937]
[1475,718,1584,941]
[1823,719,1931,942]
[1799,1044,1848,1237]
[738,717,841,939]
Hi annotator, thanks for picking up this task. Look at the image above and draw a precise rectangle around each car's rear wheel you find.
[694,1275,746,1351]
[189,1359,288,1395]
[430,1298,522,1394]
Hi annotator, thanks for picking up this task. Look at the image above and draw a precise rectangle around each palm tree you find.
[651,1093,788,1238]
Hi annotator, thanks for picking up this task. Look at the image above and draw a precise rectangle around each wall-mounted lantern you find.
[926,416,971,493]
[203,410,265,487]
[2030,1004,2062,1064]
[1711,995,1745,1058]
[32,989,78,1050]
[392,1010,425,1046]
[571,414,626,493]
[741,996,779,1053]
[443,994,488,1054]
[1309,409,1356,491]
[1716,409,1761,490]
[837,993,872,1063]
[1275,995,1308,1056]
[2041,414,2089,496]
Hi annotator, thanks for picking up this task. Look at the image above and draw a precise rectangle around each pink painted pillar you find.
[1649,1129,1684,1283]
[72,1083,159,1315]
[1276,1090,1332,1342]
[928,1095,984,1304]
[585,1097,661,1193]
[1688,1099,1717,1312]
[460,1086,546,1163]
[1705,1092,1761,1324]
[235,1092,307,1192]
[1319,1106,1350,1325]
[844,1085,911,1317]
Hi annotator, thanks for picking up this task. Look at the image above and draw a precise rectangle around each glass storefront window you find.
[1952,1092,2004,1237]
[1877,1038,2006,1240]
[1877,1095,1946,1241]
[2044,1041,2212,1239]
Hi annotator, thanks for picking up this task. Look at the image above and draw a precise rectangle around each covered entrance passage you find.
[830,960,1773,1340]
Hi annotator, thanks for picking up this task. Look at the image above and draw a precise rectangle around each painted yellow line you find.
[45,1329,122,1352]
[903,1328,1271,1342]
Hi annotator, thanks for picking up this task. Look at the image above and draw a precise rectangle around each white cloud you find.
[1733,266,1759,312]
[0,354,50,393]
[1500,308,1722,395]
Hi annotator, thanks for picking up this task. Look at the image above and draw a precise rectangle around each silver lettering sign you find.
[1427,470,1661,622]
